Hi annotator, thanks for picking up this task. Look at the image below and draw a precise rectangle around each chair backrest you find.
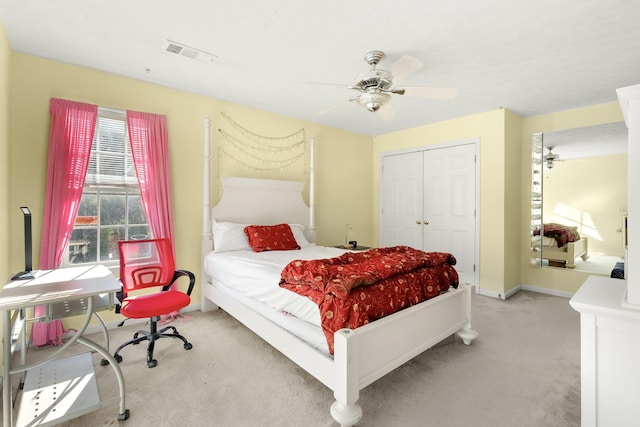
[118,238,176,292]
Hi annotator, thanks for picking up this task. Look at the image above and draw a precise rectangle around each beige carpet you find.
[10,291,581,427]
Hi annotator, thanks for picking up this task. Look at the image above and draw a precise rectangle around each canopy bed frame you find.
[199,118,478,426]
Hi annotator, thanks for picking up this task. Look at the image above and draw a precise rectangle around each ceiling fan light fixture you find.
[357,91,391,112]
[353,69,394,91]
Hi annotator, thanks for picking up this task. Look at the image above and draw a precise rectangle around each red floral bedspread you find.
[533,223,581,248]
[279,246,459,354]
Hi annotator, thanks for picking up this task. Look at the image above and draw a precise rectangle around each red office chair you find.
[112,238,195,368]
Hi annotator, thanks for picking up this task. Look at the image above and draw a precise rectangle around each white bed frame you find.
[199,120,478,426]
[538,237,589,269]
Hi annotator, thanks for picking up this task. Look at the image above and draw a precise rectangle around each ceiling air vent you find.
[162,39,217,63]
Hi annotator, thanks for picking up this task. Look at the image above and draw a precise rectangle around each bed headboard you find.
[212,176,311,228]
[201,116,315,259]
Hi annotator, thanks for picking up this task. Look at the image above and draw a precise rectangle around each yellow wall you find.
[520,102,624,294]
[0,20,9,283]
[373,108,517,296]
[7,53,372,329]
[0,19,10,369]
[504,109,523,295]
[1,21,629,350]
[543,153,627,256]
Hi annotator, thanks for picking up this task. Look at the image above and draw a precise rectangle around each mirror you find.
[531,122,628,276]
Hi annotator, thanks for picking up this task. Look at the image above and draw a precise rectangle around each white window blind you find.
[85,108,138,187]
[64,107,150,267]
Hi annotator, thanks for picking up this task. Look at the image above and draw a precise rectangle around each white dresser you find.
[570,83,640,426]
[570,276,640,426]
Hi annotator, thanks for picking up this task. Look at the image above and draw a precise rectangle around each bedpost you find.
[456,284,479,345]
[202,116,212,242]
[309,137,316,242]
[201,116,216,312]
[331,329,362,427]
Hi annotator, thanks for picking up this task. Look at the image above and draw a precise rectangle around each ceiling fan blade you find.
[389,55,424,82]
[402,86,460,100]
[316,101,349,115]
[378,103,396,121]
[304,81,349,90]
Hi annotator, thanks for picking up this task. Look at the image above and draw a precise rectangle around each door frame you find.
[379,138,481,291]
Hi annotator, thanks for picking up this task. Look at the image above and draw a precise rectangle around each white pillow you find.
[212,221,312,252]
[289,223,313,247]
[213,221,250,253]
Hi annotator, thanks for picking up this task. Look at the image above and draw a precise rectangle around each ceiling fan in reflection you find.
[544,146,563,169]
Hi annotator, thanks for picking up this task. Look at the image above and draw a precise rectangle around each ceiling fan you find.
[341,50,459,119]
[544,146,562,169]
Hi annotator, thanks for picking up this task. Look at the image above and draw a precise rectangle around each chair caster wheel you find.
[114,354,123,364]
[100,358,110,366]
[147,359,158,368]
[118,409,130,421]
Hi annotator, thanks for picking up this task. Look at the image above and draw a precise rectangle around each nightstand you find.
[334,245,371,251]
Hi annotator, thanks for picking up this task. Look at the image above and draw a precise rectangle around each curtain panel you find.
[125,111,176,253]
[33,98,98,346]
[126,110,183,312]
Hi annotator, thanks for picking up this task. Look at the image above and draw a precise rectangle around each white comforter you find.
[531,235,562,247]
[204,245,349,326]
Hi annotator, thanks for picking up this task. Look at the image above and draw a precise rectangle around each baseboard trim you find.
[477,288,506,300]
[478,285,574,300]
[519,284,574,299]
[503,284,575,299]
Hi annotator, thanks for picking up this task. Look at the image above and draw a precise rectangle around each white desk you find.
[1,265,129,426]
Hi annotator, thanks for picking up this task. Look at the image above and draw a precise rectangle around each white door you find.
[380,151,424,249]
[422,144,476,285]
[380,143,477,286]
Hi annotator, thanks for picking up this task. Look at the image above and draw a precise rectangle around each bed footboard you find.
[330,283,478,427]
[202,278,477,427]
[540,237,589,268]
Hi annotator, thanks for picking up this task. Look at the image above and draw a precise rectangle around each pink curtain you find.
[125,111,175,255]
[127,111,184,322]
[33,98,98,346]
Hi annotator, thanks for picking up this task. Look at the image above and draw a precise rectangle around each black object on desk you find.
[12,206,33,280]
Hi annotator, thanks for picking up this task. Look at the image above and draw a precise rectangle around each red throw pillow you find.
[244,224,301,252]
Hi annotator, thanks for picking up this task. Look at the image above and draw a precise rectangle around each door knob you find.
[416,220,421,225]
[424,220,429,225]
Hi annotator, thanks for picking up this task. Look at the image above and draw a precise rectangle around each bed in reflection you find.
[532,223,589,269]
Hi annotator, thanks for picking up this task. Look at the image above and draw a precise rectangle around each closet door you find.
[422,144,476,285]
[380,143,476,286]
[380,151,423,249]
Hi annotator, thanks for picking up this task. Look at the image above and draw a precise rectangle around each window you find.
[64,108,151,267]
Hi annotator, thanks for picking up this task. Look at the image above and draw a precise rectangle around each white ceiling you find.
[1,0,640,136]
[543,121,628,160]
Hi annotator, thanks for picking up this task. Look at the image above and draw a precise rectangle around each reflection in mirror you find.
[531,122,628,277]
[530,133,543,267]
